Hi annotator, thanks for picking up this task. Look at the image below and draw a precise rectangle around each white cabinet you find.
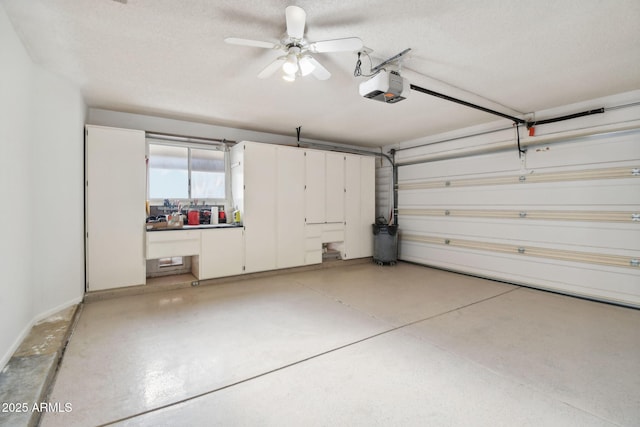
[232,141,374,270]
[197,228,243,279]
[325,152,345,223]
[276,146,305,268]
[344,155,375,259]
[231,142,278,273]
[146,228,243,280]
[86,125,146,291]
[244,142,277,273]
[304,224,323,265]
[305,150,326,224]
[305,150,345,224]
[146,230,200,260]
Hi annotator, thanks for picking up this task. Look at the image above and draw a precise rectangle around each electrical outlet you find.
[191,281,199,287]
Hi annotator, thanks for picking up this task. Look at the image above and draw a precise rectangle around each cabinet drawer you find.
[321,222,344,243]
[147,230,200,243]
[146,230,200,259]
[323,222,344,232]
[305,224,323,238]
[305,236,321,251]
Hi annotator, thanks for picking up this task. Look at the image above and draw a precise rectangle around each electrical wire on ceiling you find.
[353,51,377,78]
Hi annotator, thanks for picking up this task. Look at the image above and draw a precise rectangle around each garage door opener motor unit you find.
[359,70,409,104]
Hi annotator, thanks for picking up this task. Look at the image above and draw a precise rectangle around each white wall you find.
[0,5,86,369]
[0,2,34,371]
[30,68,86,316]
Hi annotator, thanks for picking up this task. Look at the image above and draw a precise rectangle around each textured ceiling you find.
[3,0,640,147]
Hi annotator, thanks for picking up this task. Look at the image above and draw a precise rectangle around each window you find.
[190,148,225,199]
[148,142,226,202]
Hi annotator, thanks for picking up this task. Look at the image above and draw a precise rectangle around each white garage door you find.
[397,130,640,307]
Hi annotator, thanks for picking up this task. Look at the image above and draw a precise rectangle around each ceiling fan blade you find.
[307,57,331,80]
[258,57,286,79]
[224,37,278,49]
[309,37,363,53]
[285,5,306,39]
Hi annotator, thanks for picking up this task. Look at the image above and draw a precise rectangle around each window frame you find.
[146,139,229,206]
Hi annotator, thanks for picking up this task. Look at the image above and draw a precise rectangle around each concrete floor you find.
[0,305,78,427]
[40,262,640,426]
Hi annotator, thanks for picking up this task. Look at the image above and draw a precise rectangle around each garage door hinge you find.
[519,211,527,218]
[519,176,527,182]
[517,247,526,254]
[632,168,640,176]
[630,259,639,267]
[632,213,640,222]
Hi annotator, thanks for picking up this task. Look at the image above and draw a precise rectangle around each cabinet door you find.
[277,147,306,268]
[86,126,146,290]
[243,143,277,273]
[344,155,375,259]
[200,228,243,279]
[305,150,325,224]
[344,155,361,259]
[325,153,345,223]
[359,156,375,257]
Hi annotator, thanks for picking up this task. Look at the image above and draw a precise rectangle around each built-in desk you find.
[146,225,243,280]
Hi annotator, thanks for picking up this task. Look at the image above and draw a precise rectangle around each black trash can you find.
[372,222,398,265]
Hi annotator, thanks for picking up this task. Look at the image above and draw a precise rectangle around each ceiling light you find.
[282,53,299,75]
[282,72,296,82]
[298,56,315,76]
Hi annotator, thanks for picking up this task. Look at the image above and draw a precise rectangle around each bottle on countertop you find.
[210,206,218,224]
[233,208,241,224]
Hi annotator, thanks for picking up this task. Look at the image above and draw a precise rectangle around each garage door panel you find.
[399,151,519,181]
[397,129,640,307]
[400,242,640,306]
[526,132,640,169]
[399,181,638,207]
[399,217,640,252]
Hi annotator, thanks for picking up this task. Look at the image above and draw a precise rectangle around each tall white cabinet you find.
[276,147,306,268]
[231,141,307,273]
[232,141,374,273]
[344,155,375,259]
[85,125,146,290]
[232,142,278,273]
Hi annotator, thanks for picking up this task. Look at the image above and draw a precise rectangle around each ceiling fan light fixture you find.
[298,56,315,76]
[225,5,357,81]
[282,72,296,82]
[282,52,299,74]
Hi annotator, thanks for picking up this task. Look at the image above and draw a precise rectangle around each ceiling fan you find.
[224,5,363,82]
